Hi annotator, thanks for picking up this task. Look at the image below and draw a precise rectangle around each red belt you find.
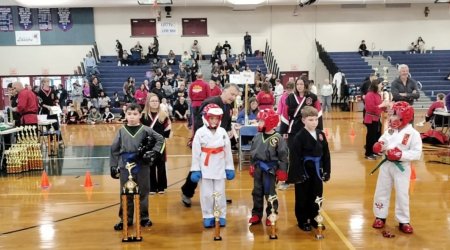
[201,146,224,166]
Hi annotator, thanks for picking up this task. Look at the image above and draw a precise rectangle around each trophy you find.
[121,162,143,242]
[267,195,278,240]
[314,196,325,240]
[212,192,222,241]
[47,127,58,156]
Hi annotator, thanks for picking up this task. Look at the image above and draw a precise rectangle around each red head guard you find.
[202,103,223,129]
[389,101,414,129]
[257,109,280,132]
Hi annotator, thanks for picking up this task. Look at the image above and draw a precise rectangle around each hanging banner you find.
[57,8,72,31]
[38,8,52,31]
[18,7,33,30]
[159,21,177,35]
[0,7,14,32]
[15,30,41,45]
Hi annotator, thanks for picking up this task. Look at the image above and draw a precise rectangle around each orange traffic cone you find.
[41,171,50,189]
[350,127,355,136]
[84,170,93,188]
[410,164,416,180]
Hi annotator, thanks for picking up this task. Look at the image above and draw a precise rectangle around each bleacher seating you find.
[383,50,450,99]
[328,52,373,85]
[96,55,267,100]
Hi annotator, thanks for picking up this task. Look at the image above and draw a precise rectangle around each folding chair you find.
[238,125,258,171]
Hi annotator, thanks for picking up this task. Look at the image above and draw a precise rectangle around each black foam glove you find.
[110,166,120,179]
[322,172,330,182]
[143,151,160,165]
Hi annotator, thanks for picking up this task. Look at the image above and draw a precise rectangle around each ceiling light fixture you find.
[227,0,265,5]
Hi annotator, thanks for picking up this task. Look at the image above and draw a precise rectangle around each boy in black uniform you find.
[287,106,331,231]
[248,109,288,226]
[110,103,165,230]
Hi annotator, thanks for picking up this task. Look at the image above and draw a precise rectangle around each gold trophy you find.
[121,162,142,242]
[314,196,325,240]
[212,192,222,241]
[267,195,278,240]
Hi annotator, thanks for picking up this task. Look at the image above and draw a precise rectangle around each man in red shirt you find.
[188,73,210,143]
[208,80,222,97]
[12,82,38,125]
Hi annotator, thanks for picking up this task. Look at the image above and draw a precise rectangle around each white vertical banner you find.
[159,21,177,35]
[15,30,41,45]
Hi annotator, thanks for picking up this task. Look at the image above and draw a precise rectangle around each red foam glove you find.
[249,165,255,177]
[373,141,385,154]
[386,147,402,161]
[276,170,288,182]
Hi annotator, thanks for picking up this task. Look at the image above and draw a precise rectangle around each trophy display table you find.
[1,126,43,173]
[0,126,22,170]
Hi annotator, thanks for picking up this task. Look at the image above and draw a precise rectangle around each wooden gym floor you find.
[0,110,448,250]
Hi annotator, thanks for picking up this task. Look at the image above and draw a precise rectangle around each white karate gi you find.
[191,125,234,219]
[373,124,422,223]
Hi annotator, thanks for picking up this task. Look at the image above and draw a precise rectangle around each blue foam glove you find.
[225,170,235,180]
[190,171,202,183]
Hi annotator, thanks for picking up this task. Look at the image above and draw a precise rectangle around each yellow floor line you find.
[322,210,356,250]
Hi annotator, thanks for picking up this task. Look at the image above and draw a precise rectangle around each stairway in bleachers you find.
[328,52,373,85]
[383,51,450,101]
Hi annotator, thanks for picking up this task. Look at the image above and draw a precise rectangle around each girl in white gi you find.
[371,101,422,234]
[190,103,235,228]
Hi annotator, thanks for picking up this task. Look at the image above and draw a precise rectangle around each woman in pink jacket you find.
[134,83,148,109]
[364,79,388,160]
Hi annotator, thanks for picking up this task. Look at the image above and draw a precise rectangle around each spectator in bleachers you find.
[238,52,247,68]
[229,62,239,73]
[209,80,222,97]
[391,64,420,105]
[56,84,68,110]
[162,80,174,101]
[123,77,134,103]
[211,70,220,83]
[236,97,259,125]
[103,106,115,123]
[220,49,227,63]
[168,50,177,65]
[274,79,284,106]
[118,105,127,123]
[223,40,232,57]
[269,74,277,89]
[358,40,369,57]
[111,91,120,108]
[120,50,130,66]
[84,52,99,77]
[191,40,201,60]
[190,59,199,81]
[135,83,148,109]
[173,96,189,121]
[408,42,418,54]
[214,42,222,59]
[211,62,220,74]
[90,76,103,109]
[178,66,190,83]
[220,70,230,87]
[244,32,252,56]
[321,79,333,113]
[87,106,102,124]
[116,40,123,66]
[256,82,275,110]
[152,81,166,101]
[79,106,89,123]
[98,91,110,114]
[66,104,79,124]
[71,80,83,114]
[181,51,192,66]
[417,36,426,54]
[147,43,159,63]
[130,42,144,65]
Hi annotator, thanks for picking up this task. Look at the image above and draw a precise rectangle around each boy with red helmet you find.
[372,101,422,234]
[248,109,289,226]
[190,103,235,228]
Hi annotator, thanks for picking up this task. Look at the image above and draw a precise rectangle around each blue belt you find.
[256,160,278,195]
[304,156,322,181]
[121,152,140,174]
